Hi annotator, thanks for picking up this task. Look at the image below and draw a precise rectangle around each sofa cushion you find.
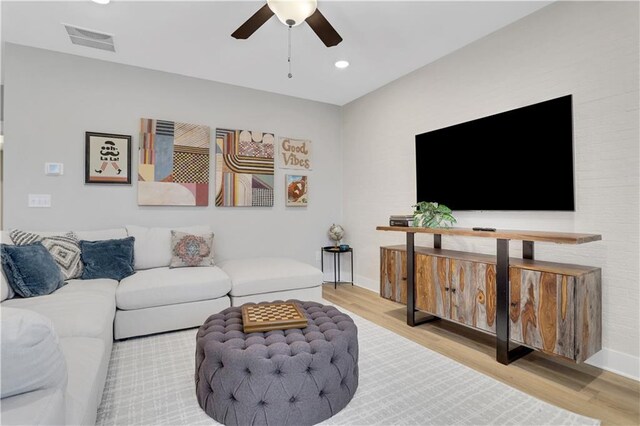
[74,228,128,241]
[57,278,118,298]
[218,257,323,297]
[170,231,215,268]
[2,280,117,339]
[80,237,135,281]
[126,225,211,270]
[1,307,67,399]
[59,337,108,426]
[116,266,231,310]
[1,243,65,297]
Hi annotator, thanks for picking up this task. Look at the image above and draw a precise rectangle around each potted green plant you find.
[413,201,457,228]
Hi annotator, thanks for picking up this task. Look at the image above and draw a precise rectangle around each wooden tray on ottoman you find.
[241,302,308,333]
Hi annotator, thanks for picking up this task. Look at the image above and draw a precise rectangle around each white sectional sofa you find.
[1,225,323,425]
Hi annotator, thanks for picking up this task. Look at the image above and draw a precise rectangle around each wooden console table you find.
[376,226,602,365]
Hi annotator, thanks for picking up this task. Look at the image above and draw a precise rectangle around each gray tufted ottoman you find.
[195,300,359,426]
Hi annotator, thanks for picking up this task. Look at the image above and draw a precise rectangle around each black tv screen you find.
[415,95,574,211]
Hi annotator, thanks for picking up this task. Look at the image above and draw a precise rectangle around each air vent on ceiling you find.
[64,24,115,52]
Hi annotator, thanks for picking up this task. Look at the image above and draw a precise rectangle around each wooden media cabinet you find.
[376,226,602,365]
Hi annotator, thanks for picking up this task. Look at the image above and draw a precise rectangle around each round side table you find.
[321,246,354,289]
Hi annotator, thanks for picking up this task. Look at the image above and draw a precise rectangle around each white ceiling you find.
[1,1,551,105]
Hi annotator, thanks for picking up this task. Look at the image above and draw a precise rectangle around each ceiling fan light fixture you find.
[91,0,111,5]
[335,60,350,69]
[267,0,317,27]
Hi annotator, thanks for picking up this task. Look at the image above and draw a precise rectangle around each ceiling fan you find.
[232,0,343,47]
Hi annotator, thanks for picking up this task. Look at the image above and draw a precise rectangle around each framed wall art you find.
[279,137,312,170]
[286,174,308,207]
[85,132,132,184]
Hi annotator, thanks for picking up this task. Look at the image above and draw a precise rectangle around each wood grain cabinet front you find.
[380,247,407,304]
[380,246,601,363]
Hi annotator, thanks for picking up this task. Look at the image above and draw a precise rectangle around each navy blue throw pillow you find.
[1,243,65,297]
[80,237,135,281]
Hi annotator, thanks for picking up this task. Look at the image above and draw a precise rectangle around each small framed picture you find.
[85,132,132,184]
[286,175,308,207]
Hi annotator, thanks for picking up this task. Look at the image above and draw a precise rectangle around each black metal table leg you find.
[333,252,339,290]
[496,238,532,364]
[337,251,341,283]
[350,249,354,285]
[407,233,416,325]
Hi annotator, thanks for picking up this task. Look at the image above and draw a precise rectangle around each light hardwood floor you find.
[323,283,640,426]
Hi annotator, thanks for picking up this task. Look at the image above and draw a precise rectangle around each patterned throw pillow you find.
[170,231,215,268]
[9,230,83,281]
[41,235,83,280]
[9,229,43,246]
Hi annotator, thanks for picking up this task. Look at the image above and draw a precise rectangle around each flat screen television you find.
[415,95,574,211]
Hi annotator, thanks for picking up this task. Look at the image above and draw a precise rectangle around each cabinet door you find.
[380,248,407,304]
[574,270,602,362]
[415,254,448,318]
[509,269,575,359]
[449,260,497,334]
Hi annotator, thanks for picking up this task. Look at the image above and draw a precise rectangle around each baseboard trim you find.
[353,274,379,293]
[586,348,640,381]
[353,275,639,382]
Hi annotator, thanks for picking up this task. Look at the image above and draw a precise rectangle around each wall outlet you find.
[28,194,51,208]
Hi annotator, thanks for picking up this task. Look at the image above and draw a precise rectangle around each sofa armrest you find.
[1,307,67,400]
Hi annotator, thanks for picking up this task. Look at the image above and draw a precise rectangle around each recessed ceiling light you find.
[91,0,110,5]
[335,60,350,69]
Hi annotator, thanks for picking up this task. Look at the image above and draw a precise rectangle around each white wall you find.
[341,2,639,378]
[2,43,343,267]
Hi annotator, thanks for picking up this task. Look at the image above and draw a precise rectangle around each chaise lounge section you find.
[219,257,323,306]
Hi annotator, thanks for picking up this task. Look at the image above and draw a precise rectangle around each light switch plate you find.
[45,163,64,176]
[28,194,51,208]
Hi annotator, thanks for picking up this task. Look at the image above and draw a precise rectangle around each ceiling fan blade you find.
[305,9,343,47]
[231,4,274,40]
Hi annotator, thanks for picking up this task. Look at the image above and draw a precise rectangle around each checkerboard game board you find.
[241,302,308,333]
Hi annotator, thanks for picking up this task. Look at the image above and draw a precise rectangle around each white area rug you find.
[96,305,599,426]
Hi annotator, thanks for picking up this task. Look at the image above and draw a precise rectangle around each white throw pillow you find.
[126,225,211,270]
[0,307,68,399]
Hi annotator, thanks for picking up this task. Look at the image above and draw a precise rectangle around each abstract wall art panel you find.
[138,118,210,206]
[215,129,275,207]
[286,174,308,207]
